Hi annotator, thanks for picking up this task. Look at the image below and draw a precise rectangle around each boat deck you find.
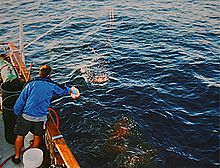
[0,112,23,168]
[0,42,80,168]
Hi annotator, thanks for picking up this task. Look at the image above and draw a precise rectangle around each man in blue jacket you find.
[12,65,80,164]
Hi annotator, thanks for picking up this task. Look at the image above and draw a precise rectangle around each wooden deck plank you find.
[8,42,30,82]
[0,113,24,168]
[46,114,80,168]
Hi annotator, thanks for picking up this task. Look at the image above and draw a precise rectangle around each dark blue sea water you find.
[0,0,219,167]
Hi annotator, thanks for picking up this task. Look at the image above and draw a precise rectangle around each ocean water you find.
[0,0,219,168]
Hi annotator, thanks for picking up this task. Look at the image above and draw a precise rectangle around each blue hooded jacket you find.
[13,77,73,117]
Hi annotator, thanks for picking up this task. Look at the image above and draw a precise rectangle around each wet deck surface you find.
[0,112,23,168]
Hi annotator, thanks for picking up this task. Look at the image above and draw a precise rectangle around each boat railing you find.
[1,42,80,168]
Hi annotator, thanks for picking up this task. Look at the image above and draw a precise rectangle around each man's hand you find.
[70,86,80,100]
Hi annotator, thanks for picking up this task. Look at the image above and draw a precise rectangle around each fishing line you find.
[24,14,73,50]
[20,4,115,86]
[68,7,115,84]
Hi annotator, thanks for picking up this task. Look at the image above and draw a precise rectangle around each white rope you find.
[24,15,73,49]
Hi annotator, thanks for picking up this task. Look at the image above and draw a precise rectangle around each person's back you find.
[14,77,70,118]
[12,65,80,164]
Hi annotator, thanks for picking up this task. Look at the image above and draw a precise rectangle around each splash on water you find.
[80,66,109,84]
